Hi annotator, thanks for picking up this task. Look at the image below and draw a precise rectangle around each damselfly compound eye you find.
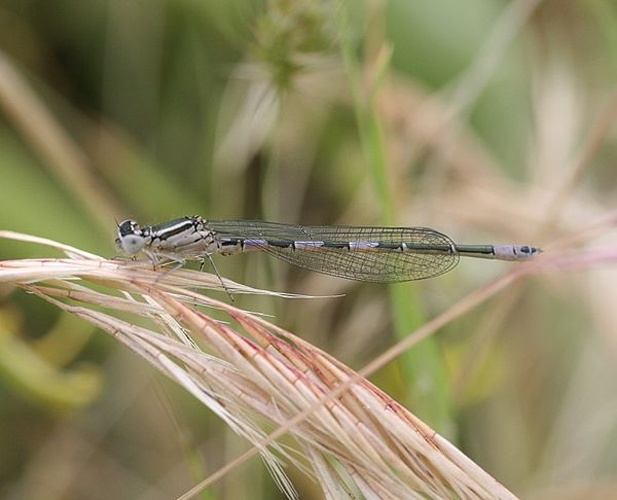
[116,219,147,255]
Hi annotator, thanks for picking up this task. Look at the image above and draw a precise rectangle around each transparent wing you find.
[206,220,459,283]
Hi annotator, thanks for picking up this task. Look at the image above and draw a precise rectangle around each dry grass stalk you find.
[0,230,537,499]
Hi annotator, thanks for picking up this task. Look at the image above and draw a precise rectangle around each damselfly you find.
[115,216,541,283]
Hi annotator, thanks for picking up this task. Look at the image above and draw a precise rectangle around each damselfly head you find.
[116,219,147,255]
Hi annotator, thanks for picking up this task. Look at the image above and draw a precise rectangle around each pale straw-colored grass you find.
[0,230,545,500]
[3,229,616,499]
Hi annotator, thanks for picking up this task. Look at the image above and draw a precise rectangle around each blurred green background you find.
[2,0,617,498]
